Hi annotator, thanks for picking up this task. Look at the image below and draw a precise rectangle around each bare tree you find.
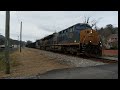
[87,17,90,24]
[84,16,90,24]
[83,16,103,27]
[91,17,103,29]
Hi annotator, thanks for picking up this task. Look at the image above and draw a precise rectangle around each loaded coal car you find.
[35,23,102,57]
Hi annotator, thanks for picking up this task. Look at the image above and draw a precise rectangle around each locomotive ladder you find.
[81,44,86,53]
[81,34,88,53]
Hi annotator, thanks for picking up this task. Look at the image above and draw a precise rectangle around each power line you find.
[15,11,21,23]
[15,12,23,50]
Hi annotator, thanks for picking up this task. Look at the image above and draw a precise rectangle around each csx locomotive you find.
[28,23,102,57]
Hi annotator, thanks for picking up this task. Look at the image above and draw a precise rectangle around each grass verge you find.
[0,50,20,71]
[0,51,5,71]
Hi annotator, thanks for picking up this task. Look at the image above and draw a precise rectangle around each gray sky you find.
[0,11,118,42]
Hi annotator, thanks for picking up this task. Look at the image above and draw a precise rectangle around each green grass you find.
[0,51,5,71]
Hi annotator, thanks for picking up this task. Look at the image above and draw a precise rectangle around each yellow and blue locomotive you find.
[35,23,102,57]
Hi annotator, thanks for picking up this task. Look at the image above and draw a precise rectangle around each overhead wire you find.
[15,11,21,23]
[15,11,22,39]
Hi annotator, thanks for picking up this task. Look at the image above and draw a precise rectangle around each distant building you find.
[106,34,118,49]
[0,45,5,48]
[12,45,20,48]
[107,34,118,43]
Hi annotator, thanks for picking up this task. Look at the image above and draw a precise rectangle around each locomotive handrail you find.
[82,29,92,47]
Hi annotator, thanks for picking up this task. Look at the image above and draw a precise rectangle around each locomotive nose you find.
[80,29,101,45]
[87,31,100,45]
[89,30,101,45]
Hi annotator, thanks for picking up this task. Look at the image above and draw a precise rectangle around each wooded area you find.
[97,24,118,49]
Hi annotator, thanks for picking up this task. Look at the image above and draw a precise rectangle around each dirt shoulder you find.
[0,48,72,78]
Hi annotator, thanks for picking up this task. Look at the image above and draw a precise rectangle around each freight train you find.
[26,23,102,57]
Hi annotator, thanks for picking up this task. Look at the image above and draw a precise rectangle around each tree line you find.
[0,34,26,46]
[97,24,118,49]
[97,24,118,38]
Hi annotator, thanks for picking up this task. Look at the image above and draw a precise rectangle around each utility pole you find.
[18,36,19,48]
[5,11,10,74]
[20,21,22,52]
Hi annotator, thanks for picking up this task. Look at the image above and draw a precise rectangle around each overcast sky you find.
[0,11,118,42]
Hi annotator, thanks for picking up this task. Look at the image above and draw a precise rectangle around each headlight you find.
[90,30,92,33]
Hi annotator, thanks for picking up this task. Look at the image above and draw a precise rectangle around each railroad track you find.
[80,56,118,63]
[39,49,118,64]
